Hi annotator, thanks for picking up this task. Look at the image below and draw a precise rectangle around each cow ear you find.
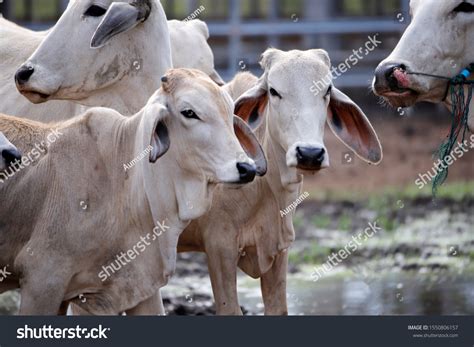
[233,116,267,176]
[147,104,170,163]
[328,87,383,165]
[91,0,152,49]
[234,79,268,130]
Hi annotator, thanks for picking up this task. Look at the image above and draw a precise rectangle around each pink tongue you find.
[393,69,410,88]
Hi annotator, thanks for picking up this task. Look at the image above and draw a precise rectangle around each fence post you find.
[227,0,241,76]
[267,0,280,48]
[303,0,335,50]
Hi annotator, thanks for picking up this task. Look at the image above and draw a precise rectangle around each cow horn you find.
[133,0,152,22]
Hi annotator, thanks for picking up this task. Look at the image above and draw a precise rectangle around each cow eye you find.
[181,109,201,120]
[453,1,474,13]
[84,5,107,17]
[269,88,282,99]
[325,85,333,98]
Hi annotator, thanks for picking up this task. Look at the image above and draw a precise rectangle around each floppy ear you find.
[234,79,268,130]
[91,0,152,49]
[146,103,170,163]
[328,87,383,165]
[233,116,267,176]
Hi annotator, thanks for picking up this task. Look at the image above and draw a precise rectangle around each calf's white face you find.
[147,69,266,185]
[0,132,21,172]
[373,0,474,107]
[236,49,383,171]
[16,0,170,104]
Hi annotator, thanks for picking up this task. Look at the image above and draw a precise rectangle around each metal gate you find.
[0,0,410,87]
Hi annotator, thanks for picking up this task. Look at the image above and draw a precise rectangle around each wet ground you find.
[160,195,474,315]
[1,195,472,316]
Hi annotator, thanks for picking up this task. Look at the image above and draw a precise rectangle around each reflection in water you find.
[239,272,474,315]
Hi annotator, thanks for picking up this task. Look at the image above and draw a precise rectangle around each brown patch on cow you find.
[95,56,121,87]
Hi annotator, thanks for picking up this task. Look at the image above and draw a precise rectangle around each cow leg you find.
[19,274,69,315]
[58,301,70,315]
[125,291,165,316]
[206,246,242,315]
[260,251,288,315]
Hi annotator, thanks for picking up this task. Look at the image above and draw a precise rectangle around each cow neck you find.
[93,77,164,116]
[259,107,302,249]
[124,112,216,288]
[77,4,172,117]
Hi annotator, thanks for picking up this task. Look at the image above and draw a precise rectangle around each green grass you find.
[305,182,474,232]
[311,215,331,229]
[338,213,352,231]
[289,244,332,265]
[293,214,304,229]
[306,182,474,203]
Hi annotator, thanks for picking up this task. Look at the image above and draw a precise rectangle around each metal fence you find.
[0,0,410,87]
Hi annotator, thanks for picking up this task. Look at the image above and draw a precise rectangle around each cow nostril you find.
[315,148,325,162]
[375,63,405,90]
[236,162,257,183]
[2,149,22,166]
[297,147,325,160]
[296,146,326,168]
[15,66,35,85]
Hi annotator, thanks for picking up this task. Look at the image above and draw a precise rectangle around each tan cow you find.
[0,69,266,315]
[0,132,21,173]
[174,49,383,315]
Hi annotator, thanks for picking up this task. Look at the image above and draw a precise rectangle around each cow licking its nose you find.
[15,65,35,85]
[373,63,408,93]
[296,146,326,171]
[2,148,22,168]
[237,162,257,183]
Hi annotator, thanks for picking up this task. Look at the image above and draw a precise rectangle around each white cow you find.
[373,0,474,131]
[13,0,170,119]
[0,15,223,121]
[0,68,266,315]
[0,18,81,122]
[176,49,383,315]
[168,19,224,85]
[0,132,21,172]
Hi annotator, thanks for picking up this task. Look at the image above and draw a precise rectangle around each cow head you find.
[373,0,474,109]
[15,0,171,108]
[235,48,382,173]
[144,69,266,186]
[0,132,22,172]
